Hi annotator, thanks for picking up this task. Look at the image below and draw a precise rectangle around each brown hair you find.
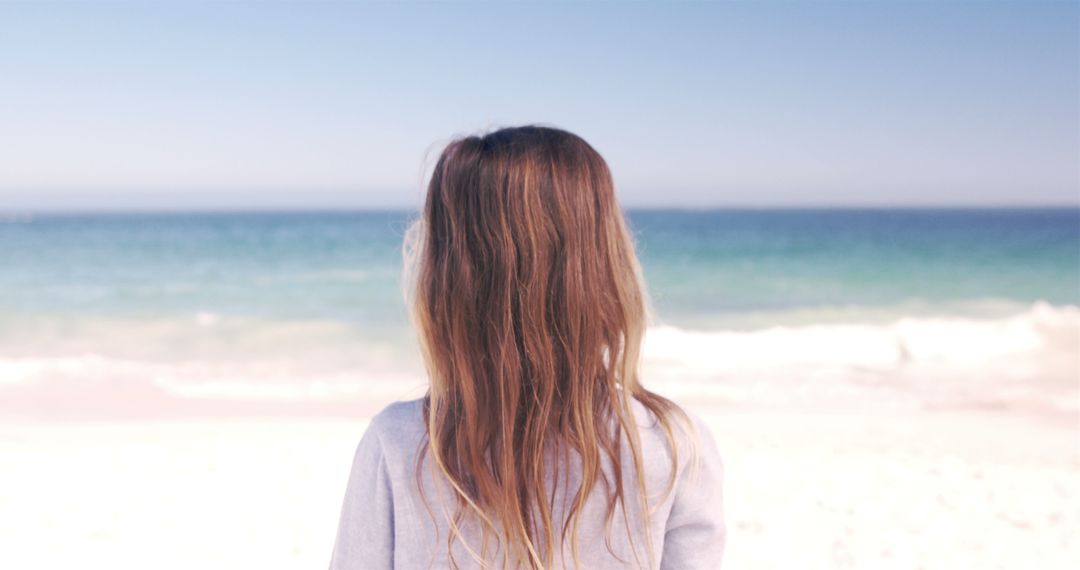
[403,125,691,569]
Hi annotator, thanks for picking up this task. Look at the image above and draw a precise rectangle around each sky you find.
[0,1,1076,210]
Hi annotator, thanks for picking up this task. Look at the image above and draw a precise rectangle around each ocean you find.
[1,208,1076,419]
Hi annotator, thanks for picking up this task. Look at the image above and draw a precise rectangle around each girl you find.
[330,125,725,569]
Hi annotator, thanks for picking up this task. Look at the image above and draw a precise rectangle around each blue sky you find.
[0,1,1076,210]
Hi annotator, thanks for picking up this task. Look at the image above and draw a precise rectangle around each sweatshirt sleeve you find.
[329,423,395,570]
[660,414,726,570]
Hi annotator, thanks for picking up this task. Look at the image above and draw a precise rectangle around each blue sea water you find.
[0,208,1076,417]
[0,208,1075,322]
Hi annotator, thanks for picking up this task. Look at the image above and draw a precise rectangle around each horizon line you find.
[2,203,1078,218]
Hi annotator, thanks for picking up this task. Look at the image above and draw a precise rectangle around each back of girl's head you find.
[403,125,690,569]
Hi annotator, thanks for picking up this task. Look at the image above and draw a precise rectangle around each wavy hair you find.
[402,125,692,569]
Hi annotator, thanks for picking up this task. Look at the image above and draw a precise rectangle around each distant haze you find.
[1,1,1076,210]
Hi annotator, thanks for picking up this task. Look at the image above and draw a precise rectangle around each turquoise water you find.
[1,208,1076,417]
[0,208,1075,326]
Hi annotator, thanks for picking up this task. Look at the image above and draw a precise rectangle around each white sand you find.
[707,409,1078,570]
[0,408,1076,570]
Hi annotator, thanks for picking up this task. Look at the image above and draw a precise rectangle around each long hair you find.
[402,125,692,569]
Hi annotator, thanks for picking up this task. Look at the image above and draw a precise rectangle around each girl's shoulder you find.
[370,397,425,429]
[362,398,427,465]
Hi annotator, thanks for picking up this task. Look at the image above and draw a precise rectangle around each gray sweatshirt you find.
[329,397,725,569]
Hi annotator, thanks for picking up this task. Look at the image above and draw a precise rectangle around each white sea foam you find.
[641,301,1079,413]
[644,301,1076,371]
[0,302,1075,416]
[194,312,220,327]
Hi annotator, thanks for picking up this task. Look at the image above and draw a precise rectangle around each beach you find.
[0,209,1077,568]
[1,406,1076,570]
